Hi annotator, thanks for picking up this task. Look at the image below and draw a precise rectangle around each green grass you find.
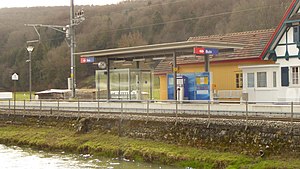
[13,92,34,101]
[0,125,299,169]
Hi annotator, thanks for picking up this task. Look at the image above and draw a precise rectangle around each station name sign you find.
[80,57,95,64]
[194,47,219,55]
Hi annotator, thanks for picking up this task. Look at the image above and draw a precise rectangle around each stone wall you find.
[0,112,299,156]
[94,117,300,156]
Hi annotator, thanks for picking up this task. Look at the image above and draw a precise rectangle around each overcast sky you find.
[0,0,123,8]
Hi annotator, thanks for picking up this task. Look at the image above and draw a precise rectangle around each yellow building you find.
[156,29,275,100]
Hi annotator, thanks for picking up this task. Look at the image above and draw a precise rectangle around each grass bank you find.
[0,125,299,168]
[13,92,33,100]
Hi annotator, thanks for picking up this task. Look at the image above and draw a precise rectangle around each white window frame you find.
[247,73,254,88]
[257,72,267,88]
[291,66,300,86]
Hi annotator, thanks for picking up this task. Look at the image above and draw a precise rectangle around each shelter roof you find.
[155,29,274,74]
[76,41,244,59]
[76,40,246,74]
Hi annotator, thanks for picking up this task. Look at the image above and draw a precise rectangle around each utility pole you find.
[70,0,76,98]
[25,0,85,99]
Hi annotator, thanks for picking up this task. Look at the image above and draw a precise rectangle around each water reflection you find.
[0,144,182,169]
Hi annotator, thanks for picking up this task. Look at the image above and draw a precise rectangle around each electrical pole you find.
[25,0,85,99]
[70,0,76,98]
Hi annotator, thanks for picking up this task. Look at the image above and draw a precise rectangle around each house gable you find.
[261,0,300,60]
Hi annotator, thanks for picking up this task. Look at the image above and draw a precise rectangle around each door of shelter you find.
[96,69,153,100]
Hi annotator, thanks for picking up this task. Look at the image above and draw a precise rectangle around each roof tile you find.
[155,29,274,74]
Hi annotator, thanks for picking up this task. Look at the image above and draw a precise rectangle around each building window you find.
[273,72,277,88]
[294,26,300,43]
[235,73,243,89]
[247,73,254,88]
[291,66,300,85]
[257,72,267,87]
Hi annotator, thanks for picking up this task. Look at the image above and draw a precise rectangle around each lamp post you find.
[26,45,34,100]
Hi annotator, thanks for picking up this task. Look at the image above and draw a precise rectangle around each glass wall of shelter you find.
[95,69,153,100]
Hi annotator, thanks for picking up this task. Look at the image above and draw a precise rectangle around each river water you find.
[0,144,183,169]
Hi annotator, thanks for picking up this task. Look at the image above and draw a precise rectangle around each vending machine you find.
[167,74,188,100]
[195,72,211,100]
[168,72,211,101]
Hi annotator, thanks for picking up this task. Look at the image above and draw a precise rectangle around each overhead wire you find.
[93,3,289,34]
[45,1,289,41]
[98,0,189,15]
[34,0,189,42]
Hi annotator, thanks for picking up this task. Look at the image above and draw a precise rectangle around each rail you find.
[0,99,299,124]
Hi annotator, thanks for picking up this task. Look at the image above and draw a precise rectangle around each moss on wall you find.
[0,114,300,168]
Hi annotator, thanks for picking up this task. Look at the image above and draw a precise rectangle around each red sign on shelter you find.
[194,47,205,55]
[80,57,87,64]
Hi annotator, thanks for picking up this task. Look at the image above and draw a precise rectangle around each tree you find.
[152,11,164,34]
[117,31,148,47]
[225,0,288,33]
[0,0,291,90]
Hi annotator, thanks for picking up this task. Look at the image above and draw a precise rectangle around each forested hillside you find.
[0,0,291,91]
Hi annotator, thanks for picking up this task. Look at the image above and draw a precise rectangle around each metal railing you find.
[0,99,299,124]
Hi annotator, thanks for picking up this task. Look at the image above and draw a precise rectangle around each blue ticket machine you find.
[195,72,211,100]
[168,74,188,100]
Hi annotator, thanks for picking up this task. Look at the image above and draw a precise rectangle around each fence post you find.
[245,101,249,130]
[119,101,124,137]
[146,100,150,123]
[207,100,211,128]
[13,95,16,115]
[289,101,294,133]
[291,101,294,124]
[40,100,42,114]
[23,99,26,114]
[57,99,60,112]
[9,100,11,114]
[175,100,178,125]
[121,101,124,115]
[97,99,100,113]
[77,98,80,117]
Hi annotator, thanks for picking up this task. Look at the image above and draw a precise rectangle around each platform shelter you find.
[76,41,243,101]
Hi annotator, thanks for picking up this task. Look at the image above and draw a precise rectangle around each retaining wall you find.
[0,111,299,156]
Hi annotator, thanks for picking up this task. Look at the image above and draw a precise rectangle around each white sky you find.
[0,0,124,8]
